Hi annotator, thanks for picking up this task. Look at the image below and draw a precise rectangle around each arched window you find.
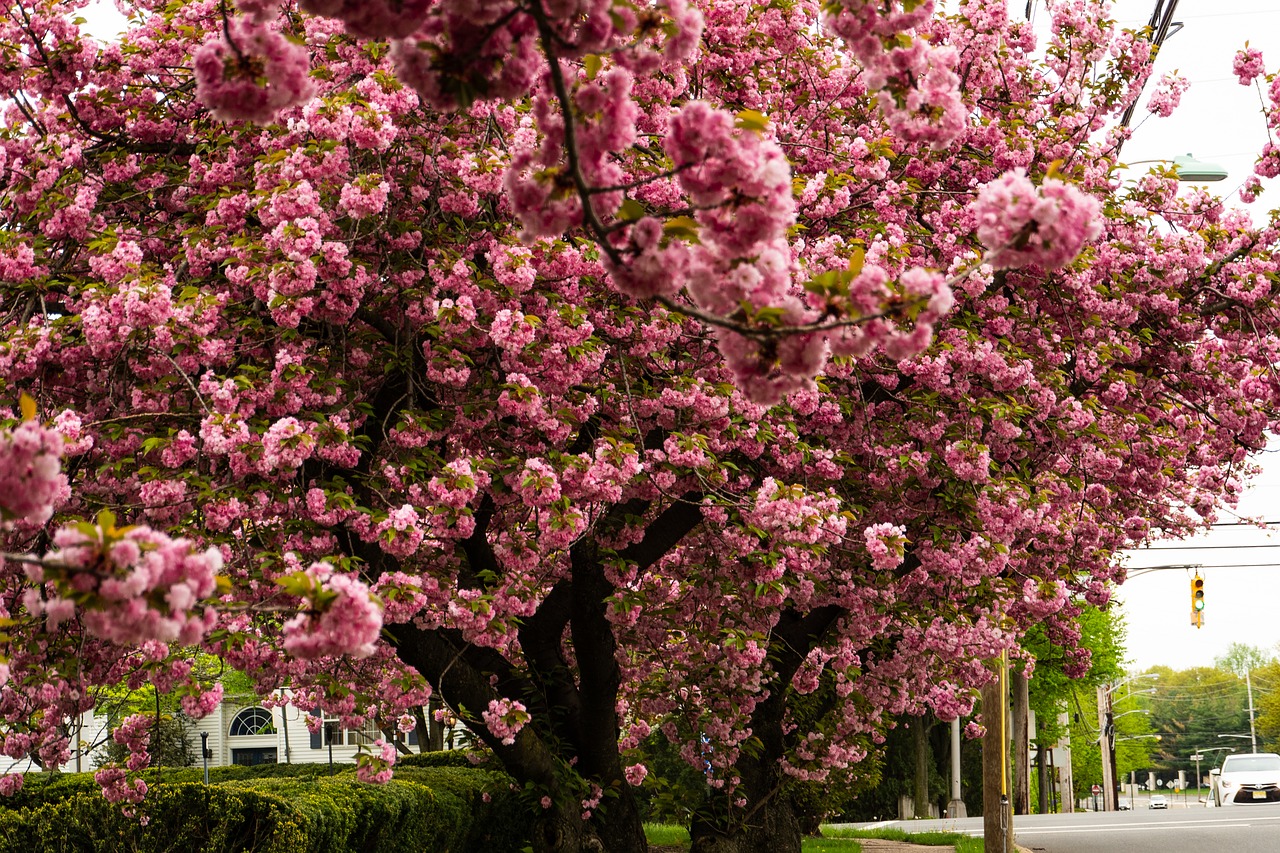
[229,707,277,737]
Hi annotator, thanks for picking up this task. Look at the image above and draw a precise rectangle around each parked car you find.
[1211,752,1280,806]
[1118,799,1132,810]
[1149,794,1168,809]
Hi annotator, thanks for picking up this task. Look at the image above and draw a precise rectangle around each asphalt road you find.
[832,802,1280,853]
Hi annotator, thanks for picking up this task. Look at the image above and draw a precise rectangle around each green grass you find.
[644,823,691,846]
[802,838,864,852]
[644,823,975,851]
[824,826,972,846]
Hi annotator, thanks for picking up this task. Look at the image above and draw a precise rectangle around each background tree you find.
[1215,642,1275,678]
[1148,666,1249,779]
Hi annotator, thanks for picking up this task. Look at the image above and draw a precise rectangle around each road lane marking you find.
[1011,814,1280,831]
[1017,824,1251,834]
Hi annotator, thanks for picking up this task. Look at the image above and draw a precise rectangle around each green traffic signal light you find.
[1192,576,1205,612]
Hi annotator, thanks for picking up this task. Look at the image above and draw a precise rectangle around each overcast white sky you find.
[72,1,1280,671]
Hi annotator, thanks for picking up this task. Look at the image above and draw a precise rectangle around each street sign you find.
[1190,754,1204,761]
[1092,784,1102,794]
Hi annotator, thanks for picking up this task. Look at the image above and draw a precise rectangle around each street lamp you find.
[1219,733,1258,753]
[1113,709,1151,722]
[1119,156,1229,183]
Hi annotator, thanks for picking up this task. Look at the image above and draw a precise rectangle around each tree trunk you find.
[688,606,843,853]
[391,622,650,853]
[425,696,445,751]
[913,715,930,818]
[689,794,801,853]
[1011,667,1029,815]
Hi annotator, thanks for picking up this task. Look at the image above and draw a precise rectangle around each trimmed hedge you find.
[390,766,533,853]
[2,762,350,811]
[0,783,307,852]
[396,749,491,769]
[0,763,533,853]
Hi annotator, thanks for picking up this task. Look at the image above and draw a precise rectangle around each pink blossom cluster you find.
[0,417,68,527]
[355,738,397,784]
[193,18,315,124]
[338,176,391,220]
[299,0,432,38]
[114,714,153,772]
[30,523,221,646]
[94,715,151,807]
[0,775,22,797]
[261,417,315,471]
[824,0,965,146]
[180,682,225,719]
[95,766,148,806]
[1234,47,1266,86]
[281,561,383,659]
[391,6,540,112]
[943,441,991,483]
[1146,73,1188,117]
[513,458,562,509]
[826,265,952,363]
[745,478,846,546]
[863,524,907,571]
[970,169,1102,270]
[481,697,530,746]
[505,66,639,240]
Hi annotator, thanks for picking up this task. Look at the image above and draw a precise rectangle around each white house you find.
[0,701,462,776]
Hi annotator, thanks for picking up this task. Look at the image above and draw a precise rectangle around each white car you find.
[1212,753,1280,806]
[1149,794,1168,809]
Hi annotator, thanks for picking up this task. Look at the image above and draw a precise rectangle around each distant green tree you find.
[1022,606,1128,809]
[1214,643,1275,678]
[1147,666,1249,777]
[1249,660,1280,752]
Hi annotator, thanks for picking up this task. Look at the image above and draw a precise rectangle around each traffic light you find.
[1191,574,1205,628]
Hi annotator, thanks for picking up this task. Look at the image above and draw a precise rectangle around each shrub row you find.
[2,761,348,812]
[0,759,532,853]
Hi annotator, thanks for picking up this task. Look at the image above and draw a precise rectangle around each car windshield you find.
[1223,756,1280,773]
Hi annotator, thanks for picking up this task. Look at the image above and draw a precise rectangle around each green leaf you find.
[275,572,316,598]
[618,198,646,222]
[18,393,35,422]
[663,216,701,243]
[735,109,770,132]
[584,54,603,80]
[847,245,866,278]
[96,509,117,533]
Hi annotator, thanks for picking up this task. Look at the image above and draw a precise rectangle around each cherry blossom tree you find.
[3,0,1280,851]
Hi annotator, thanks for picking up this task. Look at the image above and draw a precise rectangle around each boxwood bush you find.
[0,761,533,853]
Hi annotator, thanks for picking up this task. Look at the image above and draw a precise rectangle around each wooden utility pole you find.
[981,660,1013,853]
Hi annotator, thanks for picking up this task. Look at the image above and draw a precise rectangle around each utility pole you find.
[950,717,967,818]
[982,657,1013,853]
[1097,684,1117,812]
[1247,671,1258,753]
